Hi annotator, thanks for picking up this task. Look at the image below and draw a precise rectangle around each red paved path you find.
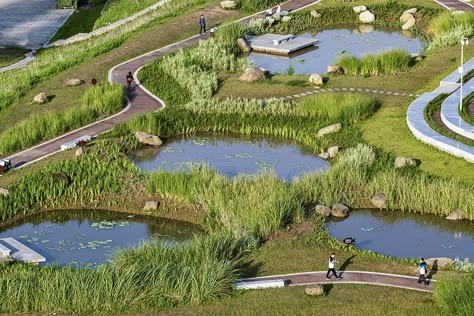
[239,271,435,292]
[4,0,318,168]
[434,0,474,11]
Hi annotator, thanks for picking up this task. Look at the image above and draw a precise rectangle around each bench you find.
[272,35,295,45]
[60,135,92,151]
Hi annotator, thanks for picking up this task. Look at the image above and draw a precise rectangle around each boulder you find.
[371,192,388,209]
[144,201,159,210]
[411,53,423,62]
[327,146,339,158]
[400,12,414,23]
[239,67,266,82]
[309,73,323,85]
[310,10,321,18]
[318,152,330,159]
[0,188,9,197]
[53,171,70,186]
[265,17,275,27]
[446,209,463,221]
[134,131,163,146]
[282,16,292,23]
[331,203,350,217]
[65,78,82,86]
[353,5,367,13]
[314,204,331,217]
[237,38,251,53]
[402,16,416,30]
[220,0,237,9]
[359,11,375,23]
[317,123,342,137]
[425,257,453,268]
[75,147,85,157]
[305,284,324,296]
[403,8,418,15]
[272,13,281,21]
[394,156,417,168]
[327,65,342,74]
[33,93,47,103]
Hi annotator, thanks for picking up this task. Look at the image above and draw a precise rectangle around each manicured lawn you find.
[0,47,29,68]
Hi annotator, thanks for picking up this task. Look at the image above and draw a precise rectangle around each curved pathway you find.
[434,0,474,11]
[3,0,318,169]
[283,87,418,100]
[237,271,435,293]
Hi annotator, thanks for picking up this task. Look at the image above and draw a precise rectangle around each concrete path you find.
[238,271,435,293]
[0,50,35,73]
[3,0,319,169]
[406,58,474,163]
[433,0,474,11]
[0,0,72,49]
[283,87,418,101]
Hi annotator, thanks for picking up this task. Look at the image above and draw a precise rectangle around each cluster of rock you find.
[353,6,375,24]
[315,203,350,218]
[318,146,339,160]
[220,0,237,9]
[400,8,417,30]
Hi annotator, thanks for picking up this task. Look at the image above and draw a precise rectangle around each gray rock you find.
[272,13,281,21]
[327,146,339,158]
[425,257,453,268]
[309,73,323,85]
[327,65,342,74]
[314,205,331,217]
[353,5,367,13]
[135,131,163,146]
[0,188,9,197]
[239,67,266,82]
[305,284,324,296]
[402,16,416,30]
[237,38,251,53]
[371,192,388,209]
[310,10,321,18]
[331,203,350,217]
[317,123,342,137]
[394,156,417,168]
[75,147,85,157]
[403,8,417,15]
[400,12,414,23]
[265,17,275,27]
[144,201,159,210]
[65,78,83,86]
[220,0,237,9]
[359,11,375,23]
[318,152,330,159]
[282,16,292,23]
[446,209,463,221]
[34,93,47,103]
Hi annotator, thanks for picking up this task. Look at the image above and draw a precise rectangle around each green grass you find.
[434,273,474,316]
[428,12,474,50]
[50,0,107,41]
[0,46,29,68]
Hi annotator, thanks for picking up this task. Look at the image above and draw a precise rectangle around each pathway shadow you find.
[339,255,356,277]
[426,260,438,285]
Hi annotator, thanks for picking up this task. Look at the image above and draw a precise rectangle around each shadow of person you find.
[426,259,438,285]
[338,255,356,277]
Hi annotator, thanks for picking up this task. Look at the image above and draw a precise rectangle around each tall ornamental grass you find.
[0,83,124,155]
[428,12,474,50]
[215,22,250,54]
[335,49,412,76]
[434,273,474,316]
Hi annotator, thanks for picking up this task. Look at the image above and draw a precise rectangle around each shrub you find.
[428,12,474,50]
[434,273,474,316]
[215,22,250,54]
[83,82,125,114]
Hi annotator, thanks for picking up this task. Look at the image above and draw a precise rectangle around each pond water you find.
[248,25,425,75]
[129,133,329,181]
[326,209,474,260]
[0,210,201,266]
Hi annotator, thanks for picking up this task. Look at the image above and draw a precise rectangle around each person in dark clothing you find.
[416,258,428,285]
[326,253,342,280]
[199,15,206,34]
[126,71,134,91]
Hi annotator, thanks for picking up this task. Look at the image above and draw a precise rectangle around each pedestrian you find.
[326,253,342,280]
[126,71,133,91]
[199,14,206,34]
[416,258,428,285]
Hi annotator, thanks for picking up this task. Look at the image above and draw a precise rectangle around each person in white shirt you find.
[326,253,342,279]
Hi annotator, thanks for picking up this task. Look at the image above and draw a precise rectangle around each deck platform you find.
[0,238,46,264]
[248,34,318,56]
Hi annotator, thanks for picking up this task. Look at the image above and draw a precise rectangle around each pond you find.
[248,25,425,75]
[326,209,474,260]
[129,133,329,181]
[0,210,201,266]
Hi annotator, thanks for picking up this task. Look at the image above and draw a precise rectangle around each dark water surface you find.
[326,209,474,260]
[0,210,201,266]
[129,133,329,181]
[248,25,425,75]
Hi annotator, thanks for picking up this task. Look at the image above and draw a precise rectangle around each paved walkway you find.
[282,87,418,101]
[0,51,35,73]
[0,0,72,49]
[406,58,474,163]
[237,271,435,292]
[3,0,319,168]
[434,0,474,11]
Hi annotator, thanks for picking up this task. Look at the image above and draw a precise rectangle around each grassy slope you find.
[0,47,29,68]
[50,1,107,41]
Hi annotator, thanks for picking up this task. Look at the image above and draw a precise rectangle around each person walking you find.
[199,14,206,34]
[126,71,134,91]
[416,258,428,285]
[326,253,342,280]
